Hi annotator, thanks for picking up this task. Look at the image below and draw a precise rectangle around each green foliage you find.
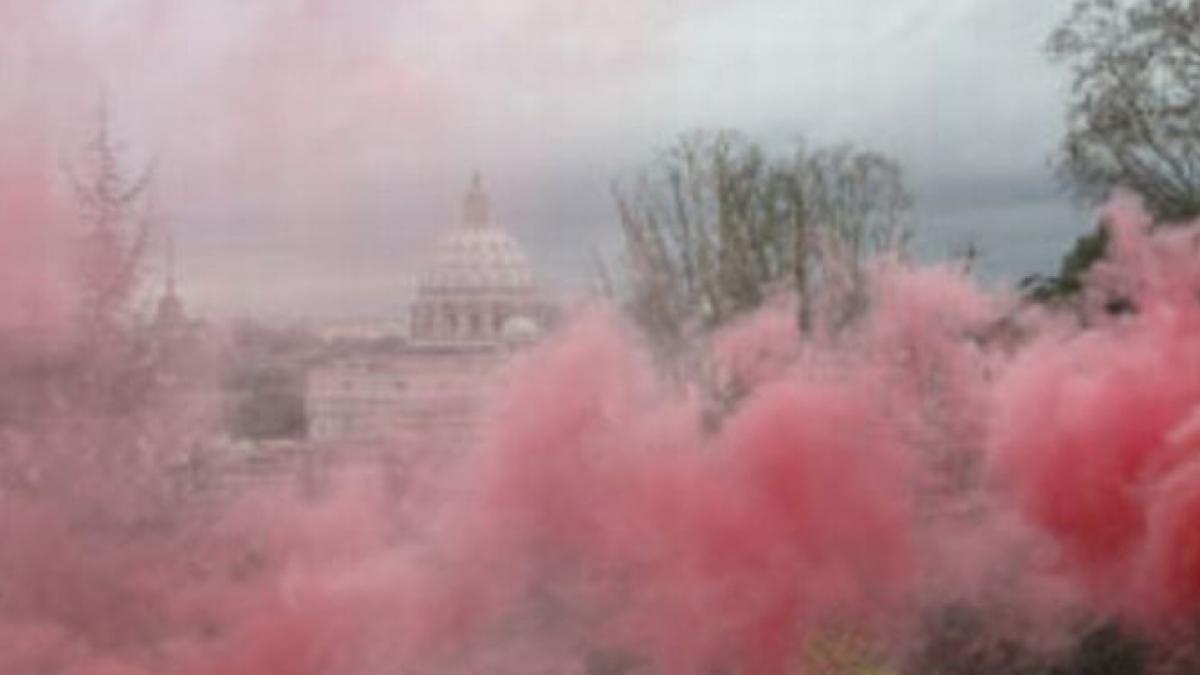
[1033,0,1200,308]
[1020,226,1109,302]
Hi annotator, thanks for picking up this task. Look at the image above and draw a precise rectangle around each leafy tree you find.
[66,101,153,337]
[1019,226,1109,303]
[0,102,212,523]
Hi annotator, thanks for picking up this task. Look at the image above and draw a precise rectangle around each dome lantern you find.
[462,171,491,229]
[410,174,543,345]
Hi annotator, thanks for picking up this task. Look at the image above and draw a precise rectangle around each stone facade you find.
[305,175,549,447]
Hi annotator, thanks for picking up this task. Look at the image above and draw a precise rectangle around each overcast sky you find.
[4,0,1093,319]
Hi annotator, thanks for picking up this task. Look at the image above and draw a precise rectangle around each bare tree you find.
[799,144,913,330]
[615,130,911,353]
[1049,0,1200,220]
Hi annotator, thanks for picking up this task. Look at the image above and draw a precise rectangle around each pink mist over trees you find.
[1027,0,1200,304]
[6,181,1200,672]
[5,1,1200,673]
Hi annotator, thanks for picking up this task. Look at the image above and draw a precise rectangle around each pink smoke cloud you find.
[990,199,1200,625]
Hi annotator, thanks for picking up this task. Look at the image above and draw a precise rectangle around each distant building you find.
[148,242,203,379]
[305,175,553,446]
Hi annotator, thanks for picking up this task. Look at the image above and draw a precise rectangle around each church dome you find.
[417,173,534,295]
[421,226,534,294]
[409,174,544,345]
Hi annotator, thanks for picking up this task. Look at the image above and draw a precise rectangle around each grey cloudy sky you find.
[8,0,1092,319]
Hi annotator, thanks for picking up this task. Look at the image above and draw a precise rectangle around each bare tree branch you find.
[1050,0,1200,220]
[613,130,911,353]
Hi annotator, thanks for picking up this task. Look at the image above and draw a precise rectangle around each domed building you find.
[306,175,553,446]
[409,174,546,344]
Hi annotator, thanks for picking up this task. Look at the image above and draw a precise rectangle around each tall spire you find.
[155,222,185,331]
[462,171,491,228]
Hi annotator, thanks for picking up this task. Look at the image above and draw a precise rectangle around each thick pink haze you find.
[5,4,1200,666]
[990,196,1200,625]
[0,0,725,316]
[0,0,702,216]
[5,88,1200,668]
[0,122,75,333]
[417,312,917,672]
[0,162,66,328]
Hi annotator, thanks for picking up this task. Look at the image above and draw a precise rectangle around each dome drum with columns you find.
[306,174,553,445]
[409,174,546,345]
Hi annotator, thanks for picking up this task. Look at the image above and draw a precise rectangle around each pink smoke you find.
[7,179,1200,671]
[0,146,72,332]
[5,3,1200,665]
[990,196,1200,625]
